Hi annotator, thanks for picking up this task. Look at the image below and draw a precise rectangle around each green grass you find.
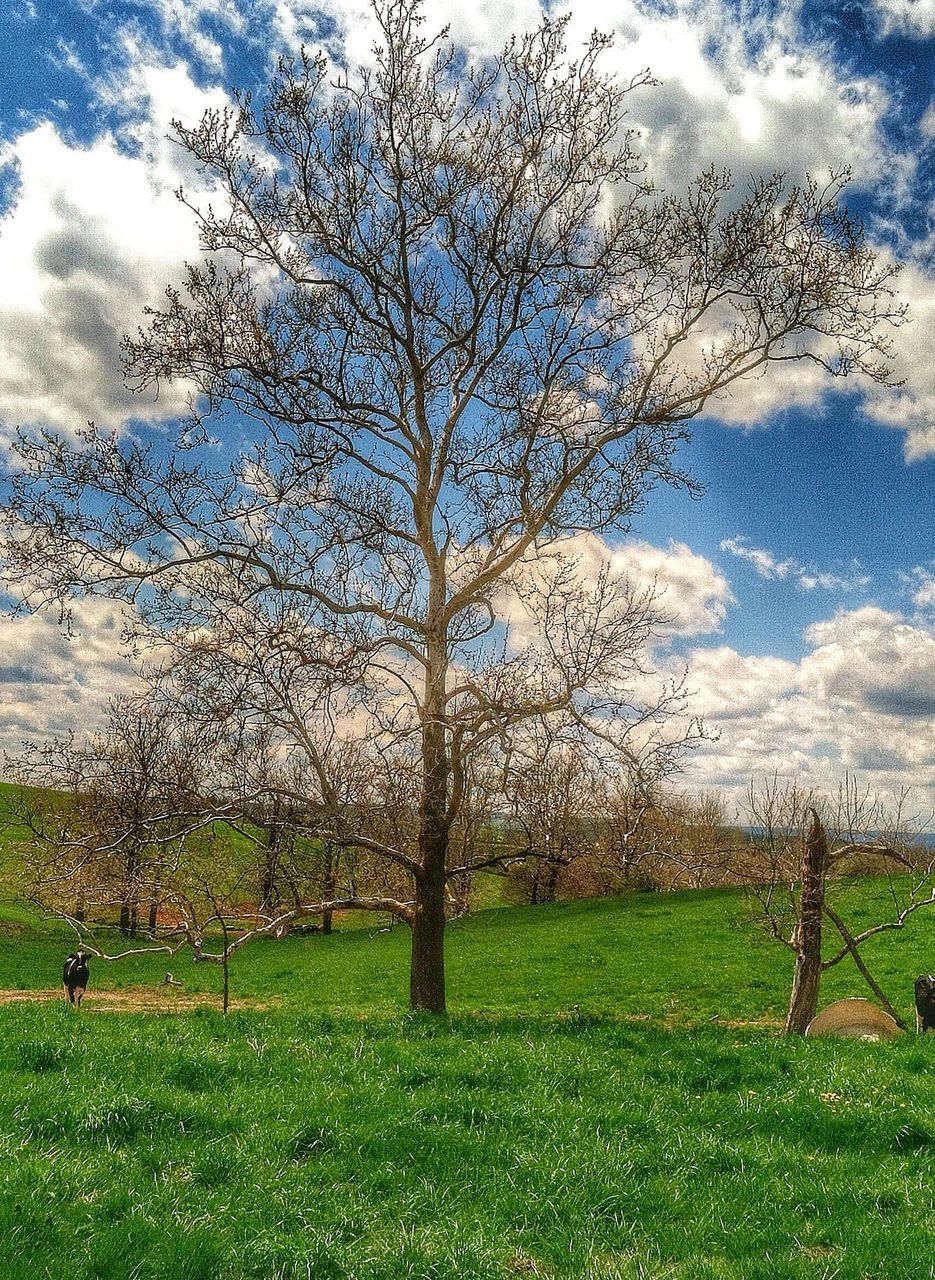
[2,1008,935,1279]
[0,881,935,1277]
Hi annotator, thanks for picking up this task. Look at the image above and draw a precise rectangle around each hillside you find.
[0,886,934,1278]
[2,877,933,1027]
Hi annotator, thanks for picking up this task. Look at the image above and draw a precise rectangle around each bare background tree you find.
[8,699,210,937]
[0,0,901,1010]
[8,679,935,1032]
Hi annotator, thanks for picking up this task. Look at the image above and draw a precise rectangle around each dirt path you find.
[0,987,267,1013]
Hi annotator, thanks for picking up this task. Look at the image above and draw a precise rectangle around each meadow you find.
[0,882,934,1279]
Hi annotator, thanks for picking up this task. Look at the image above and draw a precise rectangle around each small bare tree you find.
[1,0,902,1011]
[594,785,736,892]
[8,697,412,1007]
[745,776,935,1034]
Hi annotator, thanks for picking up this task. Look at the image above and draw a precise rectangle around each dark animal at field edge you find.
[914,974,935,1033]
[63,950,90,1008]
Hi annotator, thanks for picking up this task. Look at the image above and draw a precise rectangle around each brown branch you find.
[821,902,907,1029]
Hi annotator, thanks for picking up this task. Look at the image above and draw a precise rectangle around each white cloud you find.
[79,0,248,72]
[566,1,915,438]
[281,0,892,193]
[679,605,935,806]
[699,359,834,429]
[870,0,935,38]
[903,565,935,610]
[921,99,935,140]
[566,0,890,195]
[271,0,544,65]
[613,538,733,637]
[720,537,794,581]
[0,60,230,442]
[0,598,142,753]
[139,0,245,71]
[493,534,732,649]
[801,606,935,721]
[720,537,871,593]
[683,644,799,720]
[860,263,935,460]
[569,1,920,438]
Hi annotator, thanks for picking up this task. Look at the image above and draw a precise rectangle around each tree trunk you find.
[322,845,336,936]
[530,863,542,905]
[260,826,280,913]
[411,629,449,1013]
[544,861,560,903]
[121,844,141,937]
[220,915,230,1015]
[410,858,447,1012]
[148,866,161,934]
[322,849,338,931]
[785,809,828,1035]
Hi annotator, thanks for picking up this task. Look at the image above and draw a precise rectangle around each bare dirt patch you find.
[0,987,272,1013]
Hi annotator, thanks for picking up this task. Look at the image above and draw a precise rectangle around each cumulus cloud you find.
[281,0,891,192]
[0,598,142,754]
[0,59,229,442]
[572,3,929,449]
[870,0,935,38]
[720,537,871,593]
[271,0,544,65]
[678,605,935,805]
[614,539,734,637]
[576,0,890,195]
[859,262,935,460]
[561,1,921,440]
[682,644,798,720]
[492,534,732,650]
[801,606,935,718]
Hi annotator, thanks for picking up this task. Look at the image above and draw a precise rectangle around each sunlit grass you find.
[0,1007,934,1279]
[0,880,934,1276]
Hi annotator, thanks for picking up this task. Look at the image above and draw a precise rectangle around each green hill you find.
[1,884,935,1278]
[2,878,933,1027]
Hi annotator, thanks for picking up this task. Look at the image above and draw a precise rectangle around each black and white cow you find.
[63,950,90,1008]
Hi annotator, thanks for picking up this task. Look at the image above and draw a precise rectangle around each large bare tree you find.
[1,1,901,1010]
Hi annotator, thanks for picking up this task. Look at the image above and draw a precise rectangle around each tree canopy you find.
[1,0,902,1010]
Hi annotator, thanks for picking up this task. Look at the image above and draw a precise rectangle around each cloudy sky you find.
[0,0,933,812]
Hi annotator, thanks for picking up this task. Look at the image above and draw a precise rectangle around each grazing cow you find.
[914,974,935,1033]
[63,950,90,1008]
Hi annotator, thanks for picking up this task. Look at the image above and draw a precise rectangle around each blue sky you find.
[0,0,933,809]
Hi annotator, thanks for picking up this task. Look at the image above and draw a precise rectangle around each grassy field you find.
[1,883,935,1278]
